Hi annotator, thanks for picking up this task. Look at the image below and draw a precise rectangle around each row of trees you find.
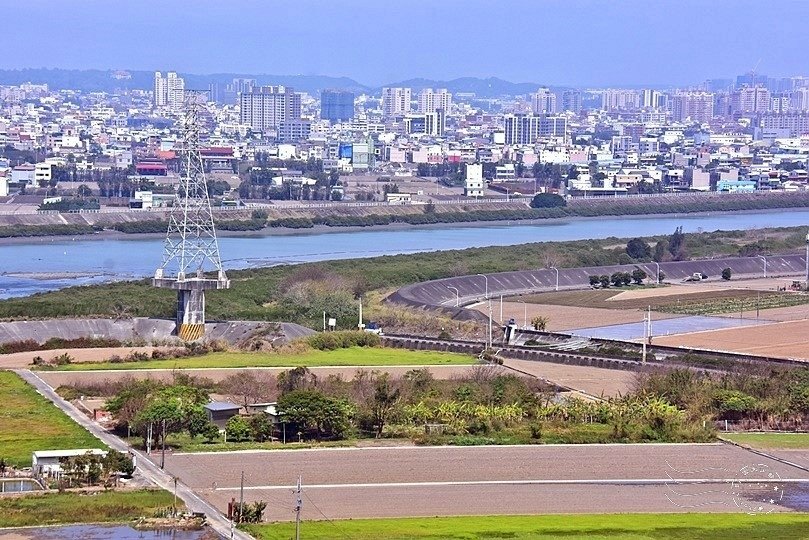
[589,269,648,288]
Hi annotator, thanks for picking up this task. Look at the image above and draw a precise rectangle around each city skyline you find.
[7,0,809,87]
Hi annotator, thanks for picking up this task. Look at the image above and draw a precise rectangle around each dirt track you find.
[163,443,809,521]
[503,358,636,397]
[0,347,161,369]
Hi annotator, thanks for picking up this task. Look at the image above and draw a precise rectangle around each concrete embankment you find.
[0,317,314,347]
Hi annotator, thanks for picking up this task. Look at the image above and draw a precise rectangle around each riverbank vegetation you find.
[0,489,177,528]
[0,372,104,468]
[1,225,806,333]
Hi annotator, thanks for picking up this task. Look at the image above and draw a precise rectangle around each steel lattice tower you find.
[153,91,230,341]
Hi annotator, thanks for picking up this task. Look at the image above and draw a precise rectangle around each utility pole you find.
[160,419,166,469]
[239,470,245,524]
[487,299,493,349]
[295,476,302,540]
[499,294,503,323]
[173,476,178,516]
[358,297,363,330]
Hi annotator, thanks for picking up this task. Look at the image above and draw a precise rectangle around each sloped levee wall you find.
[0,317,314,345]
[386,254,806,320]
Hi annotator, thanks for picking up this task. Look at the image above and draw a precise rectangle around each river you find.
[3,209,809,299]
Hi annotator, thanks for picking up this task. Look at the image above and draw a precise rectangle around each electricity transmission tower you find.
[153,91,230,341]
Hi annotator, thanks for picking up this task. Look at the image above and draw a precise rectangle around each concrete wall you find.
[0,317,314,346]
[386,254,806,320]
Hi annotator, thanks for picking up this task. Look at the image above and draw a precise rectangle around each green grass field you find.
[0,489,176,528]
[723,432,809,449]
[0,371,105,467]
[50,347,475,371]
[242,513,809,540]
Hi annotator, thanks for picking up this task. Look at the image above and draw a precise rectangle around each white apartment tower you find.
[464,163,484,197]
[153,71,185,110]
[418,88,452,113]
[531,88,557,114]
[239,86,302,131]
[382,87,412,117]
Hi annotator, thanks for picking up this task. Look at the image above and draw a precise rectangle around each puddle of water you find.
[0,525,212,540]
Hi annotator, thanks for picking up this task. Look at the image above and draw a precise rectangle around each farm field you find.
[480,301,675,332]
[653,319,809,360]
[516,286,806,312]
[0,371,104,467]
[242,513,809,540]
[45,347,476,371]
[723,432,809,450]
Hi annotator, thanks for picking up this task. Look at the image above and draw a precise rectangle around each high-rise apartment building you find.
[731,85,771,115]
[503,114,565,144]
[382,87,412,117]
[561,90,582,113]
[154,72,167,108]
[671,92,714,123]
[153,71,185,110]
[760,113,809,137]
[320,90,355,122]
[418,88,452,114]
[601,89,640,111]
[792,88,809,112]
[531,88,557,114]
[641,89,661,109]
[239,86,302,132]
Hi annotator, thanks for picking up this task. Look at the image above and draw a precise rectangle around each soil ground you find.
[653,318,809,360]
[0,347,162,369]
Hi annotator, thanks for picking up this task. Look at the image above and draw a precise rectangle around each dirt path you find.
[0,347,161,369]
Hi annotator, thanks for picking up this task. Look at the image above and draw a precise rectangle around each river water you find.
[2,209,809,299]
[0,524,209,539]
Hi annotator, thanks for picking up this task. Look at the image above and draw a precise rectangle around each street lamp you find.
[805,232,809,287]
[518,299,527,329]
[476,274,491,348]
[756,255,767,278]
[549,266,559,291]
[447,286,459,307]
[653,261,660,284]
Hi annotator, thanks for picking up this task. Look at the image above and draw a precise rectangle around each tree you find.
[103,450,135,477]
[221,372,267,409]
[249,413,275,442]
[668,227,687,260]
[631,268,648,285]
[599,275,611,288]
[531,316,549,331]
[530,193,566,208]
[611,272,626,287]
[721,267,732,281]
[277,367,318,395]
[201,422,221,443]
[76,184,92,198]
[369,375,400,438]
[653,240,668,263]
[626,238,652,260]
[277,390,354,439]
[423,200,435,214]
[589,275,600,287]
[226,416,252,442]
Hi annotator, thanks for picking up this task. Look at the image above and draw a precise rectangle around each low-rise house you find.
[32,449,107,476]
[205,401,241,429]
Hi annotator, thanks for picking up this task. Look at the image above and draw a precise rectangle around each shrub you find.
[721,267,732,280]
[306,331,381,351]
[225,416,252,442]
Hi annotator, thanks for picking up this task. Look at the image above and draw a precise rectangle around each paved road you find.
[163,443,809,522]
[15,370,249,540]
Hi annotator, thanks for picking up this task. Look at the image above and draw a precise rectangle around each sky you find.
[7,0,809,87]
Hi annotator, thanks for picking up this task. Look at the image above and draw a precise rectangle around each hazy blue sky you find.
[8,0,809,86]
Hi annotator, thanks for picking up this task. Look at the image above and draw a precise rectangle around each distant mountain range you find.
[0,68,564,97]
